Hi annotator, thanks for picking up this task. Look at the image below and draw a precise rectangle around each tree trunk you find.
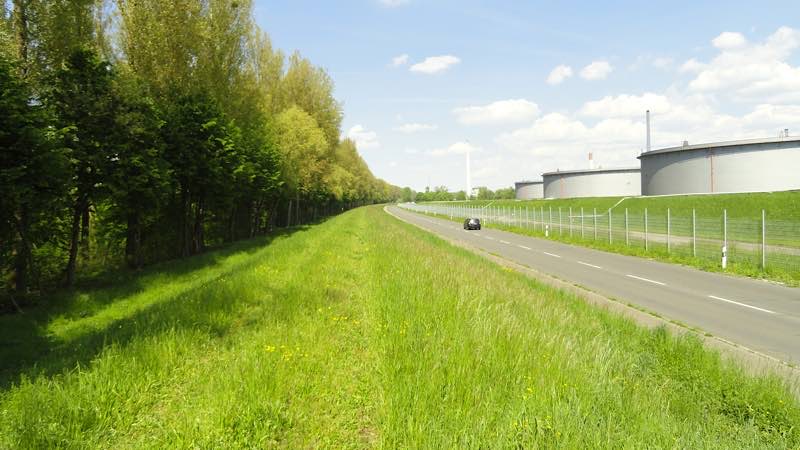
[65,196,86,286]
[125,211,142,269]
[180,188,190,257]
[80,202,90,262]
[192,199,204,254]
[13,206,31,294]
[296,193,301,225]
[286,199,292,228]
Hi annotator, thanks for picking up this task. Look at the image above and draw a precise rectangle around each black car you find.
[463,218,481,230]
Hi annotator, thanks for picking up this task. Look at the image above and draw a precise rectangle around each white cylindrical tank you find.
[639,137,800,195]
[514,181,544,200]
[542,167,641,199]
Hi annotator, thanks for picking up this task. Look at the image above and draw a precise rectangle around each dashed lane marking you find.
[708,295,775,314]
[625,274,666,286]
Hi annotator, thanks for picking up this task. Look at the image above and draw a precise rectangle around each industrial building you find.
[514,180,544,199]
[542,167,641,199]
[639,136,800,195]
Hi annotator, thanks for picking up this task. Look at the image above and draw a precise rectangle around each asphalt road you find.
[388,205,800,365]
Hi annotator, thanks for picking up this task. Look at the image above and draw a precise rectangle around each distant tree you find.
[476,186,494,200]
[494,187,515,199]
[400,187,415,202]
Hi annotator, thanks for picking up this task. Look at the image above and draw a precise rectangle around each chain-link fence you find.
[399,202,800,276]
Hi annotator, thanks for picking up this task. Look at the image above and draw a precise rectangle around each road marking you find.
[517,245,531,250]
[708,295,775,314]
[499,240,511,245]
[577,261,602,269]
[542,252,561,258]
[484,236,495,240]
[625,274,666,286]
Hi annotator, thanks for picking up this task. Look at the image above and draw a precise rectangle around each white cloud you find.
[580,93,672,118]
[380,0,409,7]
[346,125,380,150]
[546,65,573,85]
[580,60,613,80]
[679,58,706,73]
[429,141,481,157]
[452,99,540,125]
[651,57,674,69]
[410,55,460,74]
[390,54,409,67]
[712,31,747,49]
[394,122,438,133]
[688,26,800,102]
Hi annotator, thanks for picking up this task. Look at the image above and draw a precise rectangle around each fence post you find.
[608,209,612,243]
[667,208,671,254]
[722,209,727,269]
[593,208,597,240]
[569,207,573,237]
[644,208,648,251]
[762,209,766,269]
[549,207,552,234]
[559,207,563,235]
[526,206,529,229]
[625,208,629,246]
[581,207,585,239]
[692,209,696,257]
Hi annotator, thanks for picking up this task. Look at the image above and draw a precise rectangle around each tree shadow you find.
[0,224,316,390]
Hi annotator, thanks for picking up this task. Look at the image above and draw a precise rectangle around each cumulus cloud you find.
[679,58,706,73]
[390,54,409,67]
[580,93,672,118]
[394,122,438,133]
[580,60,613,80]
[712,31,747,49]
[688,26,800,102]
[546,65,573,85]
[346,125,380,150]
[429,141,481,157]
[410,55,460,74]
[452,99,540,125]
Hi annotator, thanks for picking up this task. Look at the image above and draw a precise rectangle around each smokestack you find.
[588,152,594,170]
[646,110,651,153]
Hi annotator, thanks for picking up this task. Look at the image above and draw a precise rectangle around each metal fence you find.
[399,202,800,275]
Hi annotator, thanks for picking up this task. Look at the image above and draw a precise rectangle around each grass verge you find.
[1,206,798,448]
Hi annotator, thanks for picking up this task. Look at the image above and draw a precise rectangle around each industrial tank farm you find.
[542,167,641,199]
[639,137,800,195]
[514,180,544,199]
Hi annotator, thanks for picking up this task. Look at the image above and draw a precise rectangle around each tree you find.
[0,53,68,293]
[50,47,116,286]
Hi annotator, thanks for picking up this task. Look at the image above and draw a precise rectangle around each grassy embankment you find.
[1,206,799,448]
[423,191,800,283]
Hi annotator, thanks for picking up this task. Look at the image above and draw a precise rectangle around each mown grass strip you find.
[1,206,798,448]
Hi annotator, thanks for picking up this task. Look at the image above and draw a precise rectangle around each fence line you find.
[399,202,800,275]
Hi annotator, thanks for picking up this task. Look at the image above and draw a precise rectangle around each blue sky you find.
[253,1,800,191]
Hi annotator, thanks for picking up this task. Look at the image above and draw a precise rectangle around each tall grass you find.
[1,206,798,448]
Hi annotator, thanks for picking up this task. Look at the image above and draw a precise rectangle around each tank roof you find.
[541,166,640,177]
[514,180,543,184]
[639,136,800,158]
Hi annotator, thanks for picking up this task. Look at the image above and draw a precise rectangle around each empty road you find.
[388,205,800,365]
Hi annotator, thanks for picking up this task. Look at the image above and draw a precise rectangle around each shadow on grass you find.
[0,224,315,391]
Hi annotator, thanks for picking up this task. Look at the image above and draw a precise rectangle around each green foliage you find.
[0,207,797,446]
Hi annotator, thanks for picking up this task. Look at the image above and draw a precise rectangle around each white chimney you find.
[588,152,594,170]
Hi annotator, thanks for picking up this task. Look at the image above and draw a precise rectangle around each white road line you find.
[542,252,561,258]
[517,245,531,250]
[708,295,775,314]
[499,240,511,245]
[484,236,495,240]
[577,261,602,269]
[625,274,666,286]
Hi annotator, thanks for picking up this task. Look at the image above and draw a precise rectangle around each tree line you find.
[406,186,515,202]
[0,1,400,302]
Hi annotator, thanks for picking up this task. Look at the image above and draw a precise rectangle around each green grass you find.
[440,190,800,221]
[1,206,799,448]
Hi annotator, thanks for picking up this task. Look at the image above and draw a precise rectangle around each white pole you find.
[722,209,727,269]
[762,209,766,269]
[465,145,471,202]
[645,208,648,251]
[667,208,671,253]
[692,209,696,257]
[625,208,629,246]
[646,109,651,153]
[581,207,585,239]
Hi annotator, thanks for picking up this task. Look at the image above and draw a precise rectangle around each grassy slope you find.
[441,190,800,220]
[1,206,798,448]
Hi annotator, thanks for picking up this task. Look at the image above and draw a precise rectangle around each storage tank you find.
[639,136,800,195]
[542,167,641,198]
[514,180,544,199]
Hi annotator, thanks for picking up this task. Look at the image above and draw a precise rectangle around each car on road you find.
[463,218,481,230]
